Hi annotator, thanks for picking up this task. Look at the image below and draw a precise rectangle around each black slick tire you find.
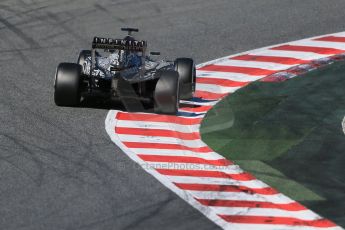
[175,58,196,99]
[154,70,180,115]
[54,63,82,106]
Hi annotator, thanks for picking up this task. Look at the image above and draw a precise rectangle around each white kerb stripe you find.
[291,40,345,50]
[209,207,320,220]
[168,175,268,188]
[249,49,328,60]
[153,163,243,174]
[179,99,218,106]
[117,134,207,148]
[222,224,342,230]
[132,149,225,161]
[116,120,200,133]
[189,190,295,204]
[196,84,242,94]
[217,59,293,71]
[197,70,265,82]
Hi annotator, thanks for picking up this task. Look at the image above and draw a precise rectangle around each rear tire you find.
[154,70,179,115]
[54,63,82,106]
[175,58,196,99]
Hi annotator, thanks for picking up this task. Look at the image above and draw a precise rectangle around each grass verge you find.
[201,61,345,226]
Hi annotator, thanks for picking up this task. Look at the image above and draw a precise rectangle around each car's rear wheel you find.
[54,63,82,106]
[175,58,196,99]
[154,70,180,114]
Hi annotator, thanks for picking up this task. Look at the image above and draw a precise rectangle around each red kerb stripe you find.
[197,78,250,87]
[314,36,345,43]
[231,54,307,65]
[116,112,201,125]
[138,155,232,166]
[123,142,212,152]
[194,90,228,100]
[218,215,336,227]
[196,199,307,211]
[271,44,345,55]
[198,65,275,75]
[175,183,278,195]
[156,169,254,181]
[115,127,200,140]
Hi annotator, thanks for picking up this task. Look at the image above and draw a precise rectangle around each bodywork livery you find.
[54,28,196,114]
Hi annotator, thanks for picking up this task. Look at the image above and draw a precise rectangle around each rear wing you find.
[92,37,147,52]
[89,36,147,74]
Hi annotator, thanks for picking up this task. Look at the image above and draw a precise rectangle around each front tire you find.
[175,58,196,99]
[154,70,180,115]
[54,63,82,106]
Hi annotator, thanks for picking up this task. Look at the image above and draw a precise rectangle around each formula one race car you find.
[54,28,196,114]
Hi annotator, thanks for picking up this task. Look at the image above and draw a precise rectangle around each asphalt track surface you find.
[1,1,345,229]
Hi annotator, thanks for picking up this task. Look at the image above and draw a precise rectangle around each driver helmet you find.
[126,52,142,67]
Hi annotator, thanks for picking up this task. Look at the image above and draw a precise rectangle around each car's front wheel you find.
[54,63,82,106]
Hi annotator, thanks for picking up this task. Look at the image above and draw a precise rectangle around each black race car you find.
[54,28,196,114]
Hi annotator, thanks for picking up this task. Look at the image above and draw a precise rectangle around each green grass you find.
[201,61,345,226]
